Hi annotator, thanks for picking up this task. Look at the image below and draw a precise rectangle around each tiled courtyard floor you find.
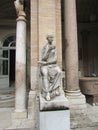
[71,104,98,130]
[0,88,98,130]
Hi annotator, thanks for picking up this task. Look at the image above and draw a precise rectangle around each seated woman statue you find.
[38,35,61,101]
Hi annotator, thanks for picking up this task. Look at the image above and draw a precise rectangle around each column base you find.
[12,110,27,119]
[65,90,87,110]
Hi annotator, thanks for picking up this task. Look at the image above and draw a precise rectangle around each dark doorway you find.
[9,49,15,86]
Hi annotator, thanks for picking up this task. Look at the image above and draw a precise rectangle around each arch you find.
[2,35,16,47]
[0,35,16,88]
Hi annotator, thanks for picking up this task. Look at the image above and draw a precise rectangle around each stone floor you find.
[0,88,98,130]
[0,104,98,130]
[0,108,13,130]
[0,88,15,130]
[71,104,98,130]
[0,88,15,108]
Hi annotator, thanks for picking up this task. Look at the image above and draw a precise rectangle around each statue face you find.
[47,36,53,43]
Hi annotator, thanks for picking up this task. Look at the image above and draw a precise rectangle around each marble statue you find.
[38,35,62,101]
[14,0,25,16]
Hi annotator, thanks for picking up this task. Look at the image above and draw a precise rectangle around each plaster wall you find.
[30,0,62,90]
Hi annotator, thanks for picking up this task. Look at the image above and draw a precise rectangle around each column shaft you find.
[64,0,80,93]
[15,16,26,112]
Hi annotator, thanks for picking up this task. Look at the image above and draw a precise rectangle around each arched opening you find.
[9,41,16,86]
[0,35,16,88]
[10,49,15,85]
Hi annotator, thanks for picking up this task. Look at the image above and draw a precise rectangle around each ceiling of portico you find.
[61,0,98,23]
[0,0,98,23]
[76,0,98,22]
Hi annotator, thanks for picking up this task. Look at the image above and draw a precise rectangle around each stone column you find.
[64,0,80,94]
[14,0,27,116]
[15,14,27,113]
[64,0,86,108]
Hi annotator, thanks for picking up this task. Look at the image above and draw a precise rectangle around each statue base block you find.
[40,95,70,130]
[40,94,69,111]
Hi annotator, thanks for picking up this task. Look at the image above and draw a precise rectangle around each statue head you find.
[46,35,53,44]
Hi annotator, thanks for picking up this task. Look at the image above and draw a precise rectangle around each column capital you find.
[16,15,26,22]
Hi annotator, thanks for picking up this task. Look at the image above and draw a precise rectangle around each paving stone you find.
[0,97,98,130]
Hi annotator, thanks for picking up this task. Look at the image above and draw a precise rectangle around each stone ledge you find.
[4,128,32,130]
[12,110,27,119]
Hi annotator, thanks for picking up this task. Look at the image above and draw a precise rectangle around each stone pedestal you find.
[40,110,70,130]
[40,95,70,130]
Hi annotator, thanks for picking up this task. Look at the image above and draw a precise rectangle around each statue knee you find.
[55,66,61,74]
[41,67,48,76]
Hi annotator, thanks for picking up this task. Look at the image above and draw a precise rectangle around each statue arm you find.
[39,45,57,65]
[47,49,57,64]
[42,45,51,61]
[43,48,57,65]
[38,61,47,65]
